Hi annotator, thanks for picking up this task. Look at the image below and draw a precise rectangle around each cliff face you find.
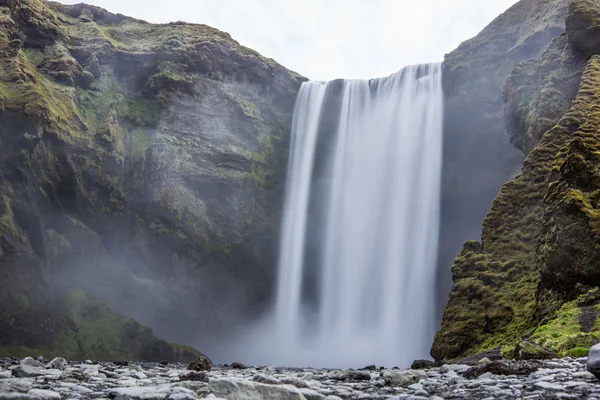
[437,0,569,311]
[433,0,600,361]
[0,0,302,359]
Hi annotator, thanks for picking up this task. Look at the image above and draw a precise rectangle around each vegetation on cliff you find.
[433,0,600,361]
[0,0,302,359]
[437,0,568,313]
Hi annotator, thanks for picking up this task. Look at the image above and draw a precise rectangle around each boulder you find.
[587,343,600,379]
[45,358,68,371]
[463,360,539,379]
[381,370,426,387]
[411,359,442,370]
[230,362,247,370]
[11,358,45,378]
[209,378,305,400]
[187,356,211,372]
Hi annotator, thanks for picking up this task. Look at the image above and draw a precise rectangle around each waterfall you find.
[271,64,443,368]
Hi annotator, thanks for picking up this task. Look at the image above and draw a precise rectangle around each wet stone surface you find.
[0,357,599,399]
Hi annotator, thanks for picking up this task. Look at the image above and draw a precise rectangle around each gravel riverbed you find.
[1,356,599,399]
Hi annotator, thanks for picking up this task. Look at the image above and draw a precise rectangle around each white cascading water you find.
[257,64,443,368]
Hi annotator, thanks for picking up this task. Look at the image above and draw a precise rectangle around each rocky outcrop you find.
[0,0,302,359]
[433,0,600,361]
[437,0,569,310]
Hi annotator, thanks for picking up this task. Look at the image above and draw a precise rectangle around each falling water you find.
[269,64,443,368]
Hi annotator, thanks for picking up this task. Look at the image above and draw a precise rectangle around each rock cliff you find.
[434,0,600,361]
[0,0,302,359]
[437,0,569,311]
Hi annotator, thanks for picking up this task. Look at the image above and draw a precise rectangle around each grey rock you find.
[0,370,12,379]
[281,377,309,388]
[252,373,280,385]
[533,381,566,391]
[573,371,596,380]
[71,385,93,393]
[588,343,600,379]
[26,389,60,400]
[0,394,41,400]
[382,370,426,387]
[209,378,304,400]
[45,358,68,371]
[343,370,371,381]
[439,364,470,374]
[299,388,326,400]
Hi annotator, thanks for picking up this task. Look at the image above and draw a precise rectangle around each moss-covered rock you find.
[433,0,600,361]
[0,0,303,359]
[438,0,569,313]
[566,0,600,59]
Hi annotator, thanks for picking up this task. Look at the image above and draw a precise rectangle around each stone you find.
[71,385,93,393]
[463,360,538,379]
[534,381,566,391]
[382,370,426,387]
[588,343,600,379]
[167,393,197,400]
[187,356,211,372]
[180,371,208,382]
[209,378,305,400]
[45,358,68,371]
[230,362,247,370]
[343,370,371,381]
[478,358,492,366]
[281,377,309,388]
[299,388,325,400]
[574,371,596,380]
[411,360,441,370]
[0,394,40,400]
[0,370,12,379]
[252,373,280,385]
[439,364,470,374]
[27,389,61,400]
[11,358,45,378]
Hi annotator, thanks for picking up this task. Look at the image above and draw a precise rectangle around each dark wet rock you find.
[231,362,247,370]
[179,371,208,382]
[187,356,211,372]
[360,365,377,371]
[411,359,442,370]
[463,360,539,379]
[113,361,129,367]
[343,370,371,381]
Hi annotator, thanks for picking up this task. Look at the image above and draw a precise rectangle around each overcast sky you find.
[58,0,519,81]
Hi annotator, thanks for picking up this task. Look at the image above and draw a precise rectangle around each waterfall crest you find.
[269,64,443,367]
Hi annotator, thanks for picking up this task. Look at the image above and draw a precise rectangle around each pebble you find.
[0,357,598,399]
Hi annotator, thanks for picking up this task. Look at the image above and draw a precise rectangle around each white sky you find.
[57,0,519,81]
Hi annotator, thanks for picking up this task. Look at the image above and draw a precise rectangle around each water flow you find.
[273,64,443,368]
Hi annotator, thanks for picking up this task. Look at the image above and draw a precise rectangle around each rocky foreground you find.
[1,356,600,400]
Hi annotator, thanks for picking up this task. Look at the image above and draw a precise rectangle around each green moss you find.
[566,347,590,357]
[237,98,261,120]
